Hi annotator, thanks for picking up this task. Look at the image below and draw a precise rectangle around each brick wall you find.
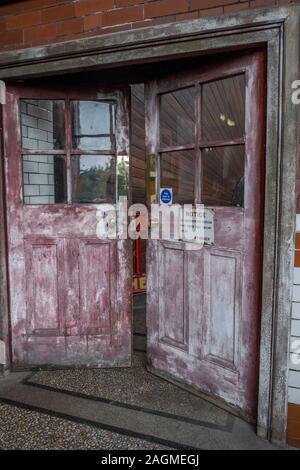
[0,0,294,51]
[21,99,55,204]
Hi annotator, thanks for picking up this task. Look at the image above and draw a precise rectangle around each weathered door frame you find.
[0,5,299,446]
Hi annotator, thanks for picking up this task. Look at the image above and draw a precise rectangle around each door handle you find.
[108,218,117,227]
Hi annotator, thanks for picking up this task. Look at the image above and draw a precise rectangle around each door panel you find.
[78,239,115,335]
[4,84,132,368]
[25,238,64,336]
[159,243,188,351]
[146,51,265,420]
[203,249,241,370]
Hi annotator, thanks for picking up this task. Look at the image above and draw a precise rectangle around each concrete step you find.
[0,371,277,450]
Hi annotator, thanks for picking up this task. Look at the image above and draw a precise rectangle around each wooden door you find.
[146,51,265,420]
[3,83,132,368]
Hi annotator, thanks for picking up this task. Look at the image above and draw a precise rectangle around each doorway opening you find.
[130,51,265,424]
[131,83,147,355]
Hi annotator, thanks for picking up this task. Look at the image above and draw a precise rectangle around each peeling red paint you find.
[3,83,132,368]
[146,51,265,420]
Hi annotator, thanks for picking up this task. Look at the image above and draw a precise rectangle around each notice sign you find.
[204,208,214,245]
[181,207,214,245]
[160,188,173,205]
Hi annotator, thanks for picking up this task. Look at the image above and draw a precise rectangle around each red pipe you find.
[135,211,141,276]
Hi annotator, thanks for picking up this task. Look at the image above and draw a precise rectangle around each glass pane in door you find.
[20,100,65,150]
[161,150,195,204]
[71,155,116,204]
[160,87,196,148]
[22,155,67,205]
[202,145,245,207]
[202,75,245,142]
[71,101,116,151]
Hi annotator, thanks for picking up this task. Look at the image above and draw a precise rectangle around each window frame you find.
[19,97,118,206]
[157,73,246,208]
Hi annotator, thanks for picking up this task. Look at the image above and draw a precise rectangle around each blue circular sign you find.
[160,188,172,205]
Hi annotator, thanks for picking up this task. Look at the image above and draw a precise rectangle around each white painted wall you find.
[289,213,300,404]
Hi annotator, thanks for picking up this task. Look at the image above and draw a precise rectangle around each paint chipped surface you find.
[4,84,132,369]
[146,51,265,420]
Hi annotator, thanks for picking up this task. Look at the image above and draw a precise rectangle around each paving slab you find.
[28,353,231,427]
[0,356,279,450]
[0,402,166,450]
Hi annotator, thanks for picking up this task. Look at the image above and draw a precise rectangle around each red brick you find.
[0,0,287,50]
[144,0,189,19]
[0,43,29,52]
[0,29,23,46]
[0,1,27,16]
[250,0,276,6]
[57,18,84,36]
[102,6,144,27]
[0,18,6,32]
[75,0,114,16]
[84,14,102,31]
[296,233,300,251]
[224,2,250,13]
[6,11,42,30]
[46,29,98,45]
[0,0,67,20]
[176,11,200,21]
[190,0,234,10]
[153,14,176,25]
[24,23,57,42]
[295,251,300,268]
[288,418,300,436]
[115,0,146,6]
[131,19,154,29]
[199,7,224,17]
[41,4,75,23]
[17,0,67,14]
[289,403,300,422]
[287,436,300,448]
[101,23,133,34]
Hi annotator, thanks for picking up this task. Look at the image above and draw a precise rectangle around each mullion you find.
[199,138,245,149]
[70,150,117,156]
[65,98,72,204]
[158,144,195,153]
[72,135,116,152]
[21,150,66,155]
[195,83,201,205]
[72,134,114,138]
